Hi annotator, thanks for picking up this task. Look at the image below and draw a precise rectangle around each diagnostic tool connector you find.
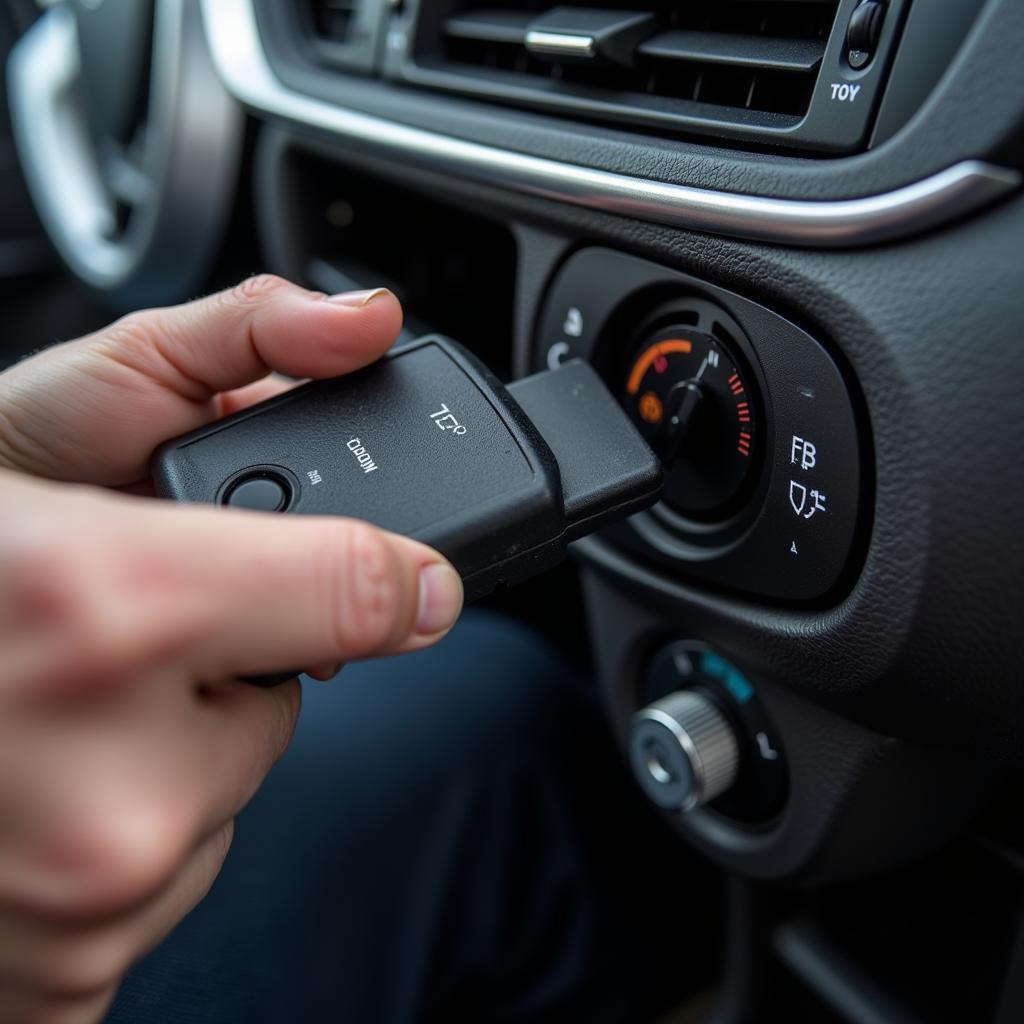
[153,334,662,604]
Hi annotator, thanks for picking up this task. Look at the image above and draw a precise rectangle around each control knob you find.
[629,691,740,812]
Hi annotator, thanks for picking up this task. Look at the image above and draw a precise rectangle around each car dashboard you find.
[7,0,1024,1020]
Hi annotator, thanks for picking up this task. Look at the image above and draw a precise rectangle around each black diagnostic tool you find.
[153,336,661,680]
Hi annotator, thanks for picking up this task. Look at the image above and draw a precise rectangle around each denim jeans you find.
[106,609,697,1023]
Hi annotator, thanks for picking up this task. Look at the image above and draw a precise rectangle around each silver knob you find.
[629,691,740,812]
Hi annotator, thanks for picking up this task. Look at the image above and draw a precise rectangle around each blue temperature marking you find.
[699,651,755,704]
[701,651,729,680]
[724,670,754,705]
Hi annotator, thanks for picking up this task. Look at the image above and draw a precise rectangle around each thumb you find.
[0,276,403,486]
[84,492,465,682]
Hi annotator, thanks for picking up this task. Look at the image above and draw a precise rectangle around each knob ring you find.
[635,706,706,812]
[630,690,741,813]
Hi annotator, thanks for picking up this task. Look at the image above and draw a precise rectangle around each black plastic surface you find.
[844,1,885,70]
[870,0,987,147]
[541,197,1024,759]
[508,359,662,540]
[153,336,660,602]
[294,0,389,75]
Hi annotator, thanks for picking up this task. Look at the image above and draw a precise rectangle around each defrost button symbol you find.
[789,482,827,520]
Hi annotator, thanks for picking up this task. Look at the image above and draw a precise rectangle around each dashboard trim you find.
[201,0,1020,249]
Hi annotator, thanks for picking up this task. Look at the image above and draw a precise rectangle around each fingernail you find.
[326,287,393,308]
[307,662,343,682]
[416,563,463,636]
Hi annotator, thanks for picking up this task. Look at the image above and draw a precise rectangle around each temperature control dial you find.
[630,691,740,813]
[624,326,758,519]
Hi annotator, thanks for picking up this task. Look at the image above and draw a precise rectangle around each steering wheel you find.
[7,0,242,309]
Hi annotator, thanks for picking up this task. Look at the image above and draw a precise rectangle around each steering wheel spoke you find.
[8,0,242,307]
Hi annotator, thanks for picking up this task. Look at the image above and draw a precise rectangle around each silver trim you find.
[9,0,242,303]
[630,690,740,812]
[525,30,595,58]
[201,0,1020,248]
[638,707,707,811]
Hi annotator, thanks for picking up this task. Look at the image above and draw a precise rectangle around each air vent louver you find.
[301,0,381,74]
[411,0,846,146]
[309,0,359,44]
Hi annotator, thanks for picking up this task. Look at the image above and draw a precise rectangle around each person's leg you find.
[106,609,704,1024]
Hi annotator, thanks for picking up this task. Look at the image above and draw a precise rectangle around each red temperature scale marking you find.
[623,329,759,518]
[627,338,755,458]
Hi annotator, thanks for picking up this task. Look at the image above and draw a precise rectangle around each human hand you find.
[0,277,464,1022]
[0,275,408,489]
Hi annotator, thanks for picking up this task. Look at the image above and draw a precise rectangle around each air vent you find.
[438,1,834,117]
[403,0,902,151]
[309,0,359,44]
[299,0,383,74]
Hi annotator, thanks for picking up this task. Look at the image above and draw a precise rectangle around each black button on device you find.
[224,474,290,512]
[846,0,886,69]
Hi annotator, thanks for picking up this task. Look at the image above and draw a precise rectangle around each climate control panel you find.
[534,248,867,603]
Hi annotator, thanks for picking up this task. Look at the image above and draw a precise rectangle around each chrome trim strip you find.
[525,30,596,57]
[201,0,1021,248]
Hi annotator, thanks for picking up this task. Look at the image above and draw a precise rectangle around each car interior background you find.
[2,0,1024,1021]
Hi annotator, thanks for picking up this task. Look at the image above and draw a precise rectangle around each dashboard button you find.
[846,0,886,69]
